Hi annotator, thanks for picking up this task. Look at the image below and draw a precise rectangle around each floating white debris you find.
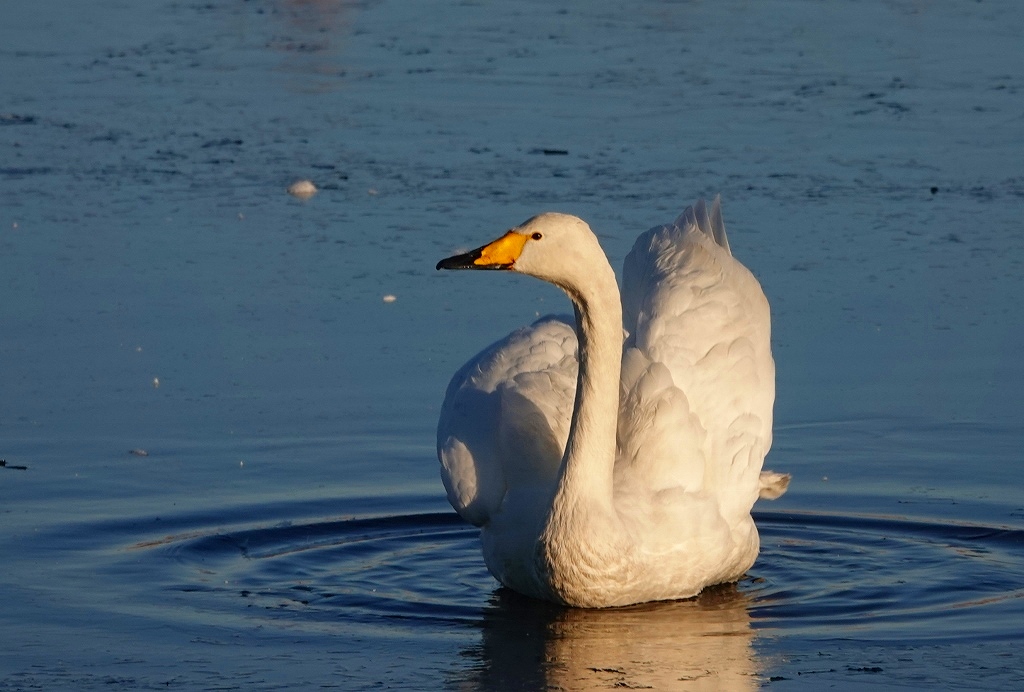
[152,377,160,389]
[367,188,379,196]
[129,449,149,457]
[382,294,397,303]
[287,179,318,199]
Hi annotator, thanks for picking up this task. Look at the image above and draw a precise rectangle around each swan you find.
[436,197,789,608]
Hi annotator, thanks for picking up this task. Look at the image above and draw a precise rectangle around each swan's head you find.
[436,213,608,288]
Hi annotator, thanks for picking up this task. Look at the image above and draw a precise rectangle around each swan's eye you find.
[531,232,543,240]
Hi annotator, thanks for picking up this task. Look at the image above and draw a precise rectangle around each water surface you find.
[2,0,1023,689]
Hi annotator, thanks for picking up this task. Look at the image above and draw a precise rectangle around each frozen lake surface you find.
[2,0,1023,689]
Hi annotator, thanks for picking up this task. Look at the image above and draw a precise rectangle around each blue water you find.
[3,0,1024,689]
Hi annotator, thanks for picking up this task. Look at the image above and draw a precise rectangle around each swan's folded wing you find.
[621,199,775,513]
[616,347,707,497]
[437,316,578,526]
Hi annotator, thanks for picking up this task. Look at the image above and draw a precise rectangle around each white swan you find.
[436,197,789,607]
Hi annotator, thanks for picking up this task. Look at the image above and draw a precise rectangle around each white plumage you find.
[436,197,789,607]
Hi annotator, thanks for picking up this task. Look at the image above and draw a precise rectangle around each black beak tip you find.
[437,248,483,271]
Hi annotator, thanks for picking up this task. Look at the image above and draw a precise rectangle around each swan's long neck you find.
[553,261,623,512]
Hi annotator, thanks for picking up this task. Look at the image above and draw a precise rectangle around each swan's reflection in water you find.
[458,584,758,691]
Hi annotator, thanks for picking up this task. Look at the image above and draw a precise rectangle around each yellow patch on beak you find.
[437,231,529,271]
[474,231,528,267]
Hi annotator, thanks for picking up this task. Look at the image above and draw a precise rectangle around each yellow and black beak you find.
[436,231,528,271]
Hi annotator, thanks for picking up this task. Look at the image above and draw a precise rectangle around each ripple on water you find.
[24,504,1015,689]
[133,512,492,635]
[750,512,1024,642]
[113,507,1024,648]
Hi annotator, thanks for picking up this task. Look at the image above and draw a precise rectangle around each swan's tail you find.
[674,194,730,255]
[757,470,791,500]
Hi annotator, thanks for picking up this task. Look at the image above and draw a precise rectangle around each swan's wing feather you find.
[620,198,775,513]
[706,196,730,255]
[674,196,730,257]
[616,347,707,495]
[438,315,577,526]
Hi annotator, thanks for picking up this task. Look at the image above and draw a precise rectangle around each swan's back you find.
[619,197,774,518]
